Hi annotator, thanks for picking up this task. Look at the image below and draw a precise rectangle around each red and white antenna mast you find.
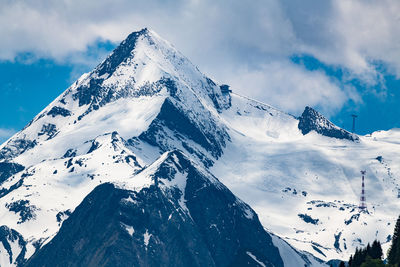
[359,170,367,212]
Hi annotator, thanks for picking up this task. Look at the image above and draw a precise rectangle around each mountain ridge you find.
[298,106,359,141]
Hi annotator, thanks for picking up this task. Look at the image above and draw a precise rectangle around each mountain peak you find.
[60,27,230,121]
[95,28,150,77]
[298,106,359,141]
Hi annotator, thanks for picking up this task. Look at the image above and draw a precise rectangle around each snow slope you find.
[213,94,400,261]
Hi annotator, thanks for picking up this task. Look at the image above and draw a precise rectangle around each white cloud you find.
[0,0,397,116]
[282,0,400,83]
[0,128,16,144]
[221,61,361,116]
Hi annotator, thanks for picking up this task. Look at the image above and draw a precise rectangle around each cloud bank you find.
[1,0,398,114]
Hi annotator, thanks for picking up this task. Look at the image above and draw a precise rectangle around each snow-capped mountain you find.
[25,150,286,267]
[0,28,399,266]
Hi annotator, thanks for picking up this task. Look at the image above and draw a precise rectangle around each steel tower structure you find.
[359,170,367,212]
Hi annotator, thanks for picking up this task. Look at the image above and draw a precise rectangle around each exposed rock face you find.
[0,139,36,162]
[298,106,358,141]
[0,226,27,266]
[0,162,24,185]
[139,98,228,162]
[46,106,71,118]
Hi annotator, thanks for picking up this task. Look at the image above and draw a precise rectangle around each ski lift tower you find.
[359,170,367,212]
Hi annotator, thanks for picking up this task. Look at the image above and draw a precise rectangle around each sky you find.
[1,0,400,143]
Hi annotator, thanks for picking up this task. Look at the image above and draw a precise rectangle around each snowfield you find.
[214,94,400,260]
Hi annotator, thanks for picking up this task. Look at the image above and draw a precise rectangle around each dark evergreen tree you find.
[369,240,383,259]
[349,240,383,267]
[360,257,384,267]
[339,261,345,267]
[388,215,400,265]
[366,243,371,252]
[362,243,370,262]
[353,247,363,267]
